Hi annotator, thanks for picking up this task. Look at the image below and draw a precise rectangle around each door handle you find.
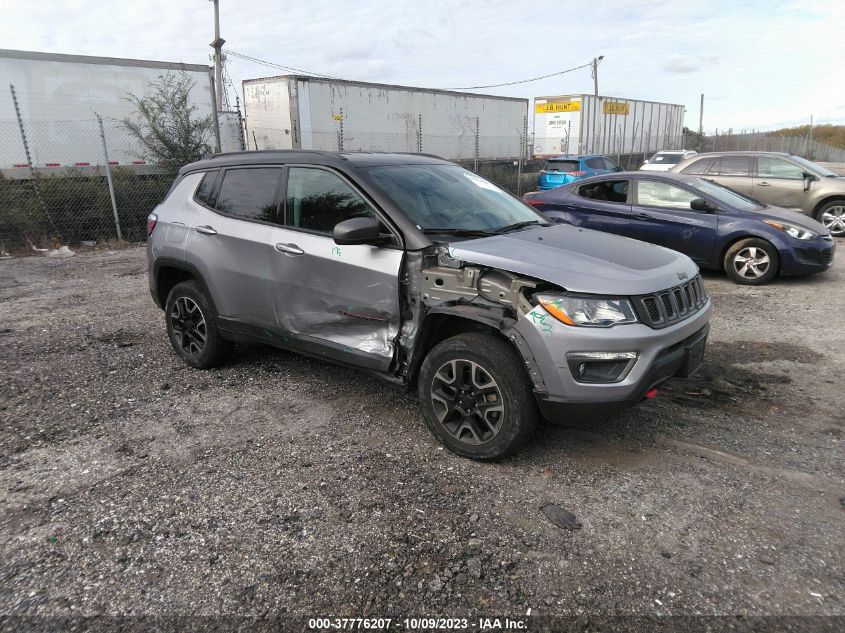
[274,243,305,256]
[195,225,217,235]
[633,213,651,220]
[757,181,771,187]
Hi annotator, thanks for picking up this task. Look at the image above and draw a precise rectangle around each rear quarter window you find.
[194,170,219,206]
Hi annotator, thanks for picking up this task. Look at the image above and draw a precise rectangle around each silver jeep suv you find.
[147,151,712,460]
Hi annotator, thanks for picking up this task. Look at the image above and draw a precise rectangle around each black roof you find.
[181,150,451,174]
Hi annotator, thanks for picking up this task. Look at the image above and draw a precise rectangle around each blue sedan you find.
[537,154,621,190]
[524,172,836,285]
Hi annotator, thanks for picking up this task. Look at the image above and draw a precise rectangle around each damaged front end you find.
[395,245,552,392]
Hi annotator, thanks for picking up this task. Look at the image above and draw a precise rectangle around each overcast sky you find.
[2,0,843,132]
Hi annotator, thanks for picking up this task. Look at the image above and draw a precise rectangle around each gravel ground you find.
[0,244,843,629]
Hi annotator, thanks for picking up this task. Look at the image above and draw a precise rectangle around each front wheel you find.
[816,200,845,237]
[418,332,538,460]
[723,238,779,285]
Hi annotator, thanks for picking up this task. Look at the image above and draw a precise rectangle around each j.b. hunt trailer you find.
[533,94,686,158]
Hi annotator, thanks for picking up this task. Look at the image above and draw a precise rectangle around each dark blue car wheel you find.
[723,238,779,285]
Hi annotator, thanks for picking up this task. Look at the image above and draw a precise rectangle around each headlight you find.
[763,220,816,240]
[536,294,638,327]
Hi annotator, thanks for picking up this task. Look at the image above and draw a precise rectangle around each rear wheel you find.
[418,332,538,460]
[165,280,232,368]
[723,238,779,285]
[816,200,845,237]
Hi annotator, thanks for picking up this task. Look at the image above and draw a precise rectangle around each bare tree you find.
[123,73,213,170]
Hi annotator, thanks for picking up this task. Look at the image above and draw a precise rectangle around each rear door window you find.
[576,180,629,203]
[545,160,579,172]
[214,167,283,222]
[680,157,715,174]
[710,156,751,176]
[285,167,374,234]
[636,180,699,209]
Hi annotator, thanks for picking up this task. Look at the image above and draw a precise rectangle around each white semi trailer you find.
[242,75,529,160]
[0,49,235,173]
[533,94,686,158]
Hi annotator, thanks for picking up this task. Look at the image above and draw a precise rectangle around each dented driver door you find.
[267,166,403,371]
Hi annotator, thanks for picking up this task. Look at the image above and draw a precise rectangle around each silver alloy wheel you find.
[732,246,771,279]
[821,205,845,236]
[170,296,207,355]
[429,359,504,446]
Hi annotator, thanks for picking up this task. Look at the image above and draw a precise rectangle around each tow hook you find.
[644,387,658,400]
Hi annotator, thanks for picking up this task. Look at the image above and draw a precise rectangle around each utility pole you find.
[698,93,704,150]
[591,55,604,97]
[210,0,225,112]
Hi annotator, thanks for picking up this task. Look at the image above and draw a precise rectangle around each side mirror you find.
[615,165,624,172]
[803,172,816,192]
[690,198,716,212]
[333,216,384,245]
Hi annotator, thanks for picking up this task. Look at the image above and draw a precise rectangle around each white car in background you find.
[640,150,698,171]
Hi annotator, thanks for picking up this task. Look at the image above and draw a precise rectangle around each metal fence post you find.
[10,83,58,239]
[417,114,423,153]
[97,114,123,241]
[473,116,479,173]
[338,107,344,152]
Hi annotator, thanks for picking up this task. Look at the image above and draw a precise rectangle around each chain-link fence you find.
[682,131,845,162]
[5,114,845,253]
[0,114,243,252]
[1,119,535,251]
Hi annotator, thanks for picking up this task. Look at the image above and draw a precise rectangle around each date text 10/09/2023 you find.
[307,617,529,630]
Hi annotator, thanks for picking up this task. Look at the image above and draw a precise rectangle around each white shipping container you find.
[533,94,686,158]
[0,49,236,170]
[243,75,529,161]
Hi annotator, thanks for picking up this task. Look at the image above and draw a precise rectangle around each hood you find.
[750,205,829,235]
[447,224,699,295]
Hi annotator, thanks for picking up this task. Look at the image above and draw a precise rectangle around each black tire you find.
[164,280,233,369]
[723,237,779,285]
[418,332,538,460]
[815,199,845,237]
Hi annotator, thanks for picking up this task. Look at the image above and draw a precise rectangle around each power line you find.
[223,48,336,78]
[446,61,594,90]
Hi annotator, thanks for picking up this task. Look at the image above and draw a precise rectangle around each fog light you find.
[567,352,637,383]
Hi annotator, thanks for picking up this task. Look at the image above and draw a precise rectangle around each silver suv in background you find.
[148,151,711,460]
[670,151,845,236]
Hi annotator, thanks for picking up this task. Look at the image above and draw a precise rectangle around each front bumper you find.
[781,236,836,275]
[513,297,712,418]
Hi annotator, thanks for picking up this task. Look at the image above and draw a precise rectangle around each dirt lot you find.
[0,244,843,628]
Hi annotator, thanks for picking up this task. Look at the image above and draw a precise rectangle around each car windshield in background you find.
[695,177,764,211]
[364,164,543,234]
[788,155,837,177]
[650,153,682,164]
[545,160,579,172]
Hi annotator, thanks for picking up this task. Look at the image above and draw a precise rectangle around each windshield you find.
[695,177,764,211]
[363,164,544,233]
[787,155,836,177]
[649,153,683,164]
